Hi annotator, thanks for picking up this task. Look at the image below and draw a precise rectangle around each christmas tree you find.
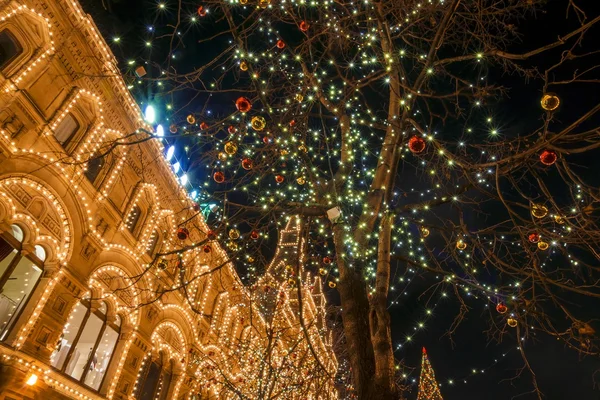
[417,348,443,400]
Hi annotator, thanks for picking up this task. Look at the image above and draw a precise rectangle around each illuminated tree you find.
[417,348,443,400]
[75,0,600,398]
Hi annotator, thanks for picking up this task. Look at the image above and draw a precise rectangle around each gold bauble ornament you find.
[224,141,238,155]
[280,149,289,156]
[456,239,467,250]
[247,256,255,263]
[298,144,308,153]
[328,281,337,288]
[420,227,430,238]
[537,241,549,251]
[295,93,304,102]
[228,241,240,251]
[187,114,196,124]
[507,318,518,328]
[554,215,565,224]
[296,176,306,185]
[319,268,327,276]
[229,228,241,240]
[258,0,270,8]
[541,93,560,111]
[531,203,548,219]
[240,61,248,71]
[239,0,248,4]
[251,116,266,131]
[218,152,228,161]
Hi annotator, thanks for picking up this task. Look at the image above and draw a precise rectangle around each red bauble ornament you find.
[200,122,209,130]
[408,135,426,154]
[250,230,260,240]
[207,230,216,240]
[213,171,225,183]
[323,256,332,264]
[264,285,271,293]
[289,120,296,127]
[276,40,285,49]
[192,202,200,212]
[496,303,508,314]
[275,174,285,183]
[177,227,190,240]
[203,245,212,253]
[235,97,252,113]
[263,136,272,144]
[540,150,557,166]
[197,6,207,16]
[528,233,540,243]
[299,21,310,32]
[241,158,253,170]
[228,125,237,135]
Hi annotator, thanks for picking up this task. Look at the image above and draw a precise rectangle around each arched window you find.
[50,300,121,391]
[85,155,105,185]
[0,225,44,341]
[136,355,173,400]
[147,231,159,256]
[0,29,23,71]
[53,113,80,147]
[128,205,142,234]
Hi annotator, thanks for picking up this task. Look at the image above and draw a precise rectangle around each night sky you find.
[78,0,600,398]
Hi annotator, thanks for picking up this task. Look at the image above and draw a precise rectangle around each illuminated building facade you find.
[0,0,337,398]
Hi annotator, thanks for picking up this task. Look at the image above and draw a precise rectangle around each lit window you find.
[53,113,80,146]
[0,225,44,341]
[85,155,105,184]
[128,205,142,234]
[147,231,159,256]
[0,29,23,70]
[50,301,121,390]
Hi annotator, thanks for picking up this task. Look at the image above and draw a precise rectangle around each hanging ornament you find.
[541,93,560,111]
[408,135,426,154]
[295,93,304,102]
[496,303,508,314]
[296,176,306,185]
[276,40,285,49]
[192,202,200,212]
[275,174,285,183]
[456,239,467,250]
[299,21,310,32]
[319,268,327,276]
[420,227,430,237]
[241,158,254,170]
[207,230,217,240]
[528,233,540,243]
[240,61,248,71]
[219,152,230,162]
[298,144,308,153]
[229,228,241,240]
[157,260,168,270]
[224,141,238,155]
[250,230,260,240]
[280,149,289,156]
[540,150,557,166]
[169,124,178,133]
[285,264,294,273]
[507,318,518,328]
[537,241,549,251]
[247,256,255,263]
[228,125,237,135]
[213,171,225,183]
[229,241,240,251]
[200,122,209,130]
[554,214,565,224]
[177,227,190,240]
[328,281,337,288]
[197,6,207,16]
[187,114,196,124]
[289,120,296,127]
[251,116,266,131]
[203,245,212,253]
[235,97,252,113]
[322,256,332,264]
[258,0,270,7]
[531,203,548,219]
[288,278,296,287]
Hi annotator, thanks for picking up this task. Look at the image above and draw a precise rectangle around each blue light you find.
[173,162,181,173]
[166,145,175,161]
[180,174,188,185]
[144,105,156,123]
[156,124,164,137]
[191,191,198,199]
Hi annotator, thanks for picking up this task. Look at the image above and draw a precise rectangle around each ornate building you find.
[0,0,337,398]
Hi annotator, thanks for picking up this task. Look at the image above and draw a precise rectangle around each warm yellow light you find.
[26,373,38,386]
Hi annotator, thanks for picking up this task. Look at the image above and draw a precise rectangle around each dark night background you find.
[77,0,600,398]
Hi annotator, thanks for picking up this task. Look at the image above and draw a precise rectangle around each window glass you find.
[138,360,161,400]
[66,311,103,380]
[0,30,22,70]
[10,225,23,242]
[34,245,46,261]
[85,156,105,184]
[54,113,80,146]
[51,302,87,369]
[128,206,142,234]
[84,324,119,390]
[0,256,42,339]
[147,231,159,255]
[0,237,18,279]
